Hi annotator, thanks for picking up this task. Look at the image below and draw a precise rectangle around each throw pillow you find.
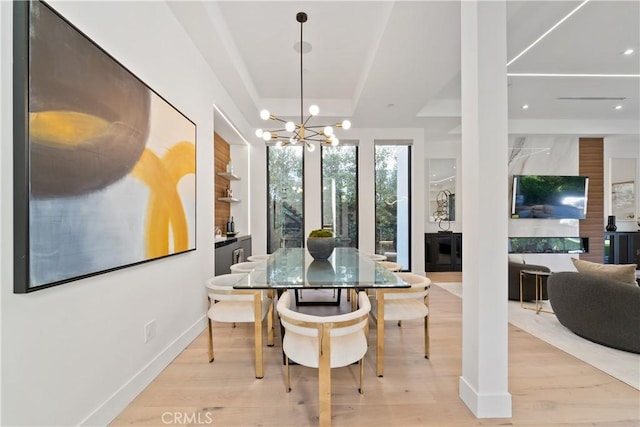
[571,258,638,286]
[508,254,526,264]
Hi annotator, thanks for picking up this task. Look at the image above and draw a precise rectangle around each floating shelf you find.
[218,197,240,203]
[217,172,241,181]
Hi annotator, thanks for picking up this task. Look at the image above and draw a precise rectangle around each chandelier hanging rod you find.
[298,11,305,127]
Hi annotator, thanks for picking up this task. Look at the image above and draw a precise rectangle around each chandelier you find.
[255,12,351,152]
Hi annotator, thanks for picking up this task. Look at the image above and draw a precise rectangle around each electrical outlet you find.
[144,320,156,343]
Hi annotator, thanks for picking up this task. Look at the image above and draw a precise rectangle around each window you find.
[321,145,358,247]
[375,143,411,270]
[267,146,304,252]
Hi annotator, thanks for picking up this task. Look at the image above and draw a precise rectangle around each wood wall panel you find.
[214,133,231,233]
[579,138,604,263]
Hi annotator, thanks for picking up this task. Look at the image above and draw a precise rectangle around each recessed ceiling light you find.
[294,41,312,54]
[623,48,634,55]
[522,104,529,110]
[615,105,623,110]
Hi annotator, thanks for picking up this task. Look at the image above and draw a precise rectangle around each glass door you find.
[374,143,411,270]
[267,146,304,252]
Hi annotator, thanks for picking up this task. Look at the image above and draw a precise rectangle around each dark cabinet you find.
[604,232,640,266]
[425,232,462,272]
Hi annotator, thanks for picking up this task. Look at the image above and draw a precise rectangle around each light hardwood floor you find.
[111,273,639,426]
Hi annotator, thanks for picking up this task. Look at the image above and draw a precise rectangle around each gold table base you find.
[519,270,554,314]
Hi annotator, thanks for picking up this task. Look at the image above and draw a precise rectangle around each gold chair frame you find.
[207,288,274,379]
[279,292,370,427]
[371,285,430,377]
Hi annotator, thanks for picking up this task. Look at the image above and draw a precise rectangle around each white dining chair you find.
[376,260,402,272]
[205,273,274,379]
[277,290,371,427]
[230,261,265,273]
[247,254,270,262]
[369,272,430,377]
[367,253,387,261]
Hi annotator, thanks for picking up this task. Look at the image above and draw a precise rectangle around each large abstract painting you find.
[13,1,197,293]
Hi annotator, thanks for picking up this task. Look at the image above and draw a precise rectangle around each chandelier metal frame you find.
[255,12,351,152]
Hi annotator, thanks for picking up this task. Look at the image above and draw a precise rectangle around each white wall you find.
[0,2,250,425]
[229,144,250,236]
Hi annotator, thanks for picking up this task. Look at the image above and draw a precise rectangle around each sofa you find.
[547,272,640,354]
[508,257,551,301]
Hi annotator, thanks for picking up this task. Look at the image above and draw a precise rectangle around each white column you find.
[358,136,376,255]
[249,142,267,253]
[305,145,322,234]
[459,0,511,418]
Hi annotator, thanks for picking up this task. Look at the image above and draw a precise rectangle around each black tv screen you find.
[511,175,589,219]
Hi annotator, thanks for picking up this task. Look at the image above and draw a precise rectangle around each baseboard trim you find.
[459,376,512,418]
[79,315,207,426]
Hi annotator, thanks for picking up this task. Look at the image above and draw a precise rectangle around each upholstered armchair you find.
[376,260,402,272]
[368,272,430,377]
[229,261,266,274]
[205,273,274,379]
[508,255,551,301]
[277,290,371,427]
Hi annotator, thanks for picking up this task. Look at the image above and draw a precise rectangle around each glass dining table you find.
[232,247,408,293]
[233,246,409,355]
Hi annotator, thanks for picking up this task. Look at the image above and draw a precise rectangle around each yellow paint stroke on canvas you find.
[132,141,195,258]
[29,111,110,146]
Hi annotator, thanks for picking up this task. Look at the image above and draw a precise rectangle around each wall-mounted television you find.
[511,175,589,219]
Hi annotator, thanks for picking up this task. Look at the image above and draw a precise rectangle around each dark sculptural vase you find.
[306,237,335,260]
